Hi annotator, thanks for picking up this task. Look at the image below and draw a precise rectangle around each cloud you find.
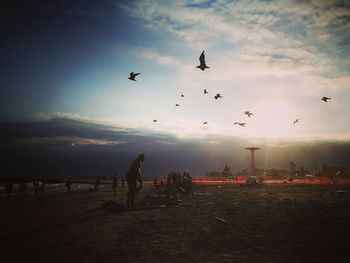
[136,48,180,66]
[32,112,150,132]
[14,136,128,146]
[123,0,347,72]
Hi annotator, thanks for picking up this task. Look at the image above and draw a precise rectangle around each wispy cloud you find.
[136,48,180,66]
[14,136,128,146]
[123,0,347,77]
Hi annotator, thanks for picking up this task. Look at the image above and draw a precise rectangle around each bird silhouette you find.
[203,122,208,125]
[214,94,223,100]
[181,94,184,97]
[321,97,331,102]
[196,51,210,71]
[293,119,299,125]
[128,72,141,81]
[233,122,246,127]
[153,119,158,123]
[244,111,253,118]
[175,104,180,106]
[204,89,208,94]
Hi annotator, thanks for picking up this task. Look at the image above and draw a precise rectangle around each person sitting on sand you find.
[94,177,100,192]
[126,154,145,207]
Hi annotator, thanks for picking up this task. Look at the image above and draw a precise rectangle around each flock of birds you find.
[128,51,332,128]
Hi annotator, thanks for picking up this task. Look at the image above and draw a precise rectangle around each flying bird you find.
[321,97,331,102]
[181,94,184,97]
[234,122,246,127]
[204,89,208,94]
[293,119,299,125]
[153,119,158,123]
[175,104,180,106]
[196,51,210,71]
[128,72,141,81]
[203,122,208,125]
[244,111,253,118]
[214,94,223,100]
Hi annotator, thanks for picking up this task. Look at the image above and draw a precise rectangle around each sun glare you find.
[248,98,298,138]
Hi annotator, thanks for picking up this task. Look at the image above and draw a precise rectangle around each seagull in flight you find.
[203,122,208,125]
[214,94,223,100]
[181,94,184,97]
[204,89,208,94]
[175,104,180,106]
[233,122,246,127]
[153,119,158,123]
[196,51,210,71]
[128,72,141,81]
[321,97,331,102]
[293,119,299,125]
[244,111,253,118]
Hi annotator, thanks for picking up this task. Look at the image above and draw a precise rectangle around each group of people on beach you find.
[165,171,193,202]
[3,180,45,201]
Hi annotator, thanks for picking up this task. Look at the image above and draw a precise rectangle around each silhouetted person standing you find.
[19,180,26,197]
[94,177,100,192]
[112,173,118,194]
[126,154,145,207]
[66,178,72,193]
[6,181,13,201]
[327,172,336,185]
[39,182,45,197]
[33,182,40,198]
[121,176,125,189]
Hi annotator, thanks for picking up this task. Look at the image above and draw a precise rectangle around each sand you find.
[1,183,350,263]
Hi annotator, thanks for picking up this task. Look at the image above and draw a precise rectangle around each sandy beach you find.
[1,183,350,263]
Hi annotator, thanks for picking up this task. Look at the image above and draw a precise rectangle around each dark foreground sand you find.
[1,184,350,263]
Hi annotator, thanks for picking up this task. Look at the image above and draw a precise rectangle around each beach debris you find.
[175,104,180,106]
[101,200,167,212]
[181,94,184,97]
[203,121,208,125]
[128,72,141,81]
[214,212,231,224]
[204,89,208,94]
[293,118,299,125]
[196,51,210,71]
[336,190,348,195]
[194,192,209,196]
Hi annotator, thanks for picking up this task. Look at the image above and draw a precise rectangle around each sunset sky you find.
[1,0,350,176]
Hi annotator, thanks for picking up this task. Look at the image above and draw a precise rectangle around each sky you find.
[1,0,350,176]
